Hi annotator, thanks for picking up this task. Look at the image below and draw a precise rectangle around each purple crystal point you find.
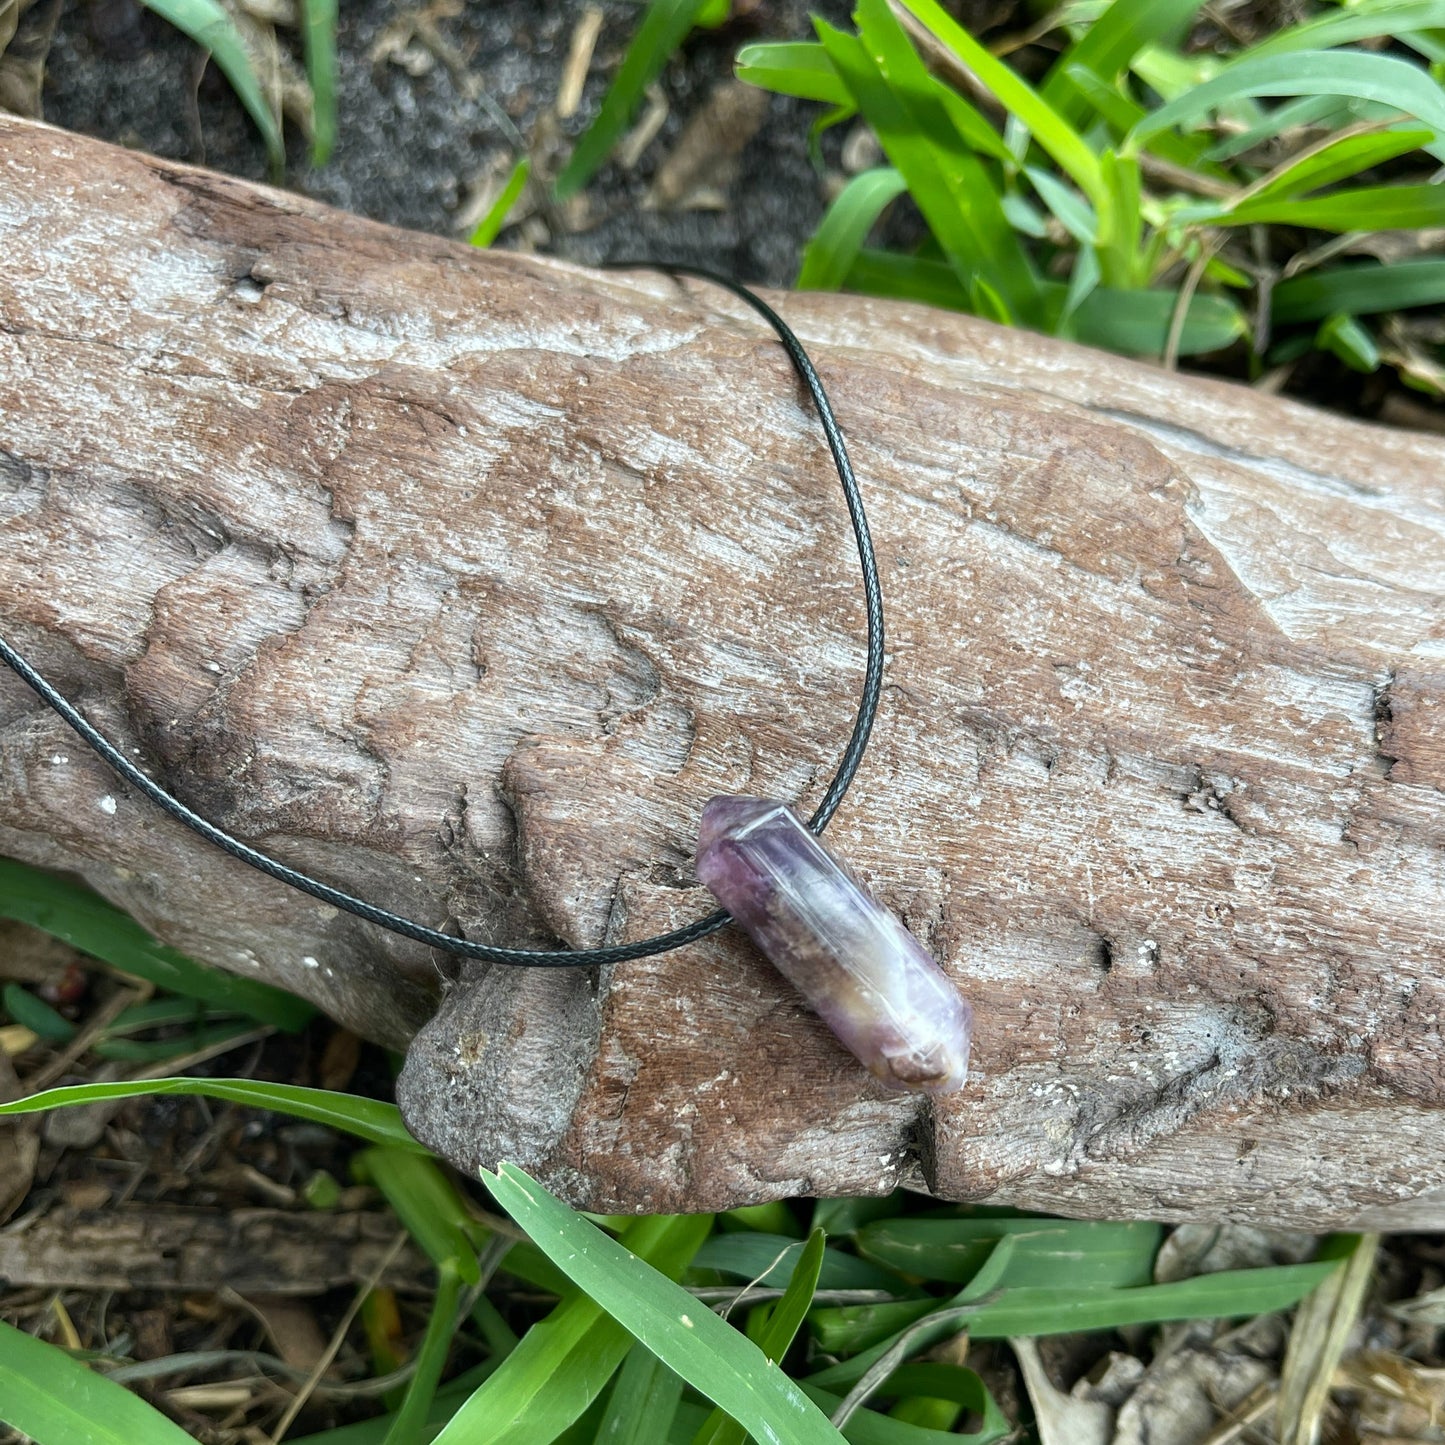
[695,796,973,1095]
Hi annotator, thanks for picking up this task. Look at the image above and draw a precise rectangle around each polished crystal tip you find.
[695,796,973,1095]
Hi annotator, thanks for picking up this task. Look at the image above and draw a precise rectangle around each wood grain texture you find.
[1,116,1442,1227]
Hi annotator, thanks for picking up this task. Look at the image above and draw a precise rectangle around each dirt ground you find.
[42,0,853,285]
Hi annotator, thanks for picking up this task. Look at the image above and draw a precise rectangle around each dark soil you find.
[43,0,855,287]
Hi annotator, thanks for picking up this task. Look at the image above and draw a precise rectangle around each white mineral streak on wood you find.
[1,116,1442,1225]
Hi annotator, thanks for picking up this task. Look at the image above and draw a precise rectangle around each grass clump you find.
[737,0,1445,384]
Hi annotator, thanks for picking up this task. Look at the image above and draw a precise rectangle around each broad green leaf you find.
[1272,258,1445,321]
[354,1147,483,1284]
[855,1218,1161,1288]
[556,0,716,198]
[470,157,532,247]
[693,1232,900,1291]
[435,1210,713,1445]
[736,41,853,107]
[1316,313,1380,371]
[1131,50,1445,165]
[594,1344,683,1445]
[0,1318,198,1445]
[0,859,314,1030]
[798,168,909,291]
[1043,0,1208,125]
[139,0,284,174]
[893,0,1105,202]
[0,1078,425,1150]
[1235,126,1435,205]
[693,1228,827,1445]
[1223,182,1445,230]
[817,15,1038,322]
[300,0,337,165]
[1070,282,1245,354]
[483,1163,845,1445]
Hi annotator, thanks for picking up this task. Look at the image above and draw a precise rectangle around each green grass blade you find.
[755,1227,827,1359]
[735,41,853,106]
[91,1022,263,1062]
[693,1228,827,1445]
[817,15,1038,323]
[0,859,314,1030]
[1097,148,1142,286]
[0,1318,198,1445]
[843,248,1244,354]
[1272,258,1445,321]
[102,997,222,1035]
[1203,93,1352,163]
[692,1232,899,1292]
[139,0,284,174]
[894,0,1105,203]
[1236,126,1435,205]
[1316,313,1380,371]
[808,1260,1340,1388]
[1131,50,1445,164]
[354,1147,483,1284]
[1244,0,1445,60]
[299,0,338,166]
[435,1211,713,1445]
[797,1374,1010,1444]
[1023,165,1098,243]
[1224,181,1445,230]
[855,1218,1161,1289]
[798,168,909,290]
[0,1078,426,1150]
[555,0,714,199]
[2,982,77,1041]
[1058,59,1224,172]
[483,1164,846,1445]
[1043,0,1208,125]
[470,157,532,247]
[290,1362,500,1445]
[594,1343,683,1445]
[382,1260,465,1445]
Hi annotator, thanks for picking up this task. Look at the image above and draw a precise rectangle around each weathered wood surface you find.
[1,116,1442,1229]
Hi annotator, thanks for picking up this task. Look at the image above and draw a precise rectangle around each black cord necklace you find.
[0,266,973,1093]
[0,268,880,968]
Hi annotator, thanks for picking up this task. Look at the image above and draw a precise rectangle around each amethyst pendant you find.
[695,797,973,1095]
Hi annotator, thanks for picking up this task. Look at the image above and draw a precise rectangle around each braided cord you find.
[0,267,884,967]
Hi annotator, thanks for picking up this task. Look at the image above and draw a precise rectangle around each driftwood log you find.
[1,116,1442,1230]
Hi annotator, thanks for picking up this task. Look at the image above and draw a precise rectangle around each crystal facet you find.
[695,796,973,1094]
